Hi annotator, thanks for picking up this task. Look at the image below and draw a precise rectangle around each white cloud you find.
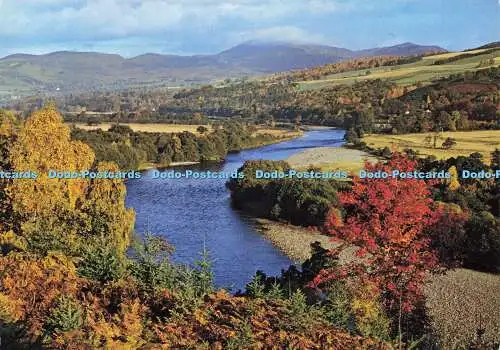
[232,26,331,45]
[0,0,346,40]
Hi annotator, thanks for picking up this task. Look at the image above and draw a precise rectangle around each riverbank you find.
[287,145,379,173]
[250,144,500,347]
[242,130,304,150]
[253,218,357,264]
[138,161,199,171]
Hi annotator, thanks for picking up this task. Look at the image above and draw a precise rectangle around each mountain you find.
[0,42,446,97]
[216,41,355,71]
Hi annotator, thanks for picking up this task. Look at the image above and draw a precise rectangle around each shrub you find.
[77,240,127,283]
[463,213,500,272]
[44,296,83,335]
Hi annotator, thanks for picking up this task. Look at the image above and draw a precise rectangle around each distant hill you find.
[0,41,446,97]
[216,41,355,71]
[466,42,500,51]
[355,42,446,57]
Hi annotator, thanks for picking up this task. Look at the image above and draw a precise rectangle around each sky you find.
[0,0,498,58]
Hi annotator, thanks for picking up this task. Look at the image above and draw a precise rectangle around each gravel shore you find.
[253,218,357,264]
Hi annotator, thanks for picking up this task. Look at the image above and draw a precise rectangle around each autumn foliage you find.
[317,154,444,313]
[0,106,393,348]
[2,106,489,348]
[0,105,134,255]
[154,290,390,349]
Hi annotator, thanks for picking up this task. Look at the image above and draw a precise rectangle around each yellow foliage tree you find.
[83,162,135,252]
[7,106,95,217]
[2,105,134,254]
[447,166,460,191]
[0,110,20,232]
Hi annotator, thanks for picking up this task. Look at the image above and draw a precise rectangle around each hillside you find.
[296,46,500,90]
[0,41,445,99]
[356,42,445,57]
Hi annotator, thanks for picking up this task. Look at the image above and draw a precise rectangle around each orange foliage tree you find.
[314,154,443,313]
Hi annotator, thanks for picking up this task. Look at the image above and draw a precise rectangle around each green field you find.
[362,130,500,163]
[298,49,500,90]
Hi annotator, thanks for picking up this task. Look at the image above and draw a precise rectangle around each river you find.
[125,128,345,291]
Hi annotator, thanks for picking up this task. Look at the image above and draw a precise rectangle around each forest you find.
[0,106,407,348]
[229,150,500,274]
[18,64,493,174]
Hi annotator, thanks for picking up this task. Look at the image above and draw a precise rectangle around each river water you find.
[125,128,345,291]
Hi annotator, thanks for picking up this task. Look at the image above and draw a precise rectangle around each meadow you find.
[362,130,500,163]
[298,48,500,90]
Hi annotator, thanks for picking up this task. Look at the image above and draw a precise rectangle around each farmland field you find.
[424,268,500,348]
[298,49,500,90]
[420,48,490,60]
[362,130,500,163]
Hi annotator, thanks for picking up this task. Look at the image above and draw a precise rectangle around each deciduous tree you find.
[316,154,441,313]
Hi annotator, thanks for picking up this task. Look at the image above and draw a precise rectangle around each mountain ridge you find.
[0,41,447,97]
[0,41,444,61]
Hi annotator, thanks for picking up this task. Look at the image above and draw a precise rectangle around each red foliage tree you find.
[314,154,442,313]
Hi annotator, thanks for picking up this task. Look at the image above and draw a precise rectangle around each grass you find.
[362,130,500,164]
[70,123,302,138]
[69,122,212,135]
[421,49,490,60]
[287,146,379,174]
[297,49,500,90]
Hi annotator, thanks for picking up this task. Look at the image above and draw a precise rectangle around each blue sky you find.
[0,0,498,57]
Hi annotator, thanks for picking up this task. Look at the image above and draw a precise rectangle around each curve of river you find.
[126,128,345,291]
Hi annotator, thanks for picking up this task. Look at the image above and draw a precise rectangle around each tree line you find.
[71,121,290,170]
